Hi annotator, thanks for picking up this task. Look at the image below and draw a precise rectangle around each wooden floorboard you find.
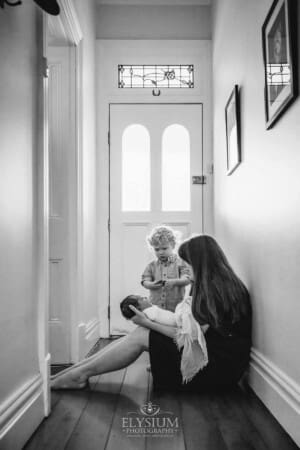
[105,352,150,450]
[209,390,260,450]
[216,388,268,450]
[23,340,299,450]
[231,386,299,450]
[146,386,185,450]
[24,381,99,450]
[64,369,126,450]
[180,392,227,450]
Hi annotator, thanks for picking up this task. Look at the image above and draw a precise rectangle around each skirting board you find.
[249,348,300,447]
[0,374,44,450]
[78,318,101,359]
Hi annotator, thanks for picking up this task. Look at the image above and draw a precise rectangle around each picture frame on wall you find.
[262,0,298,129]
[225,85,241,176]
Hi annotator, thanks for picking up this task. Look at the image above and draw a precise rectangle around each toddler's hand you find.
[151,280,164,289]
[142,280,163,290]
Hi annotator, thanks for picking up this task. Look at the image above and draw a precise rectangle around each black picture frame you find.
[225,85,241,176]
[262,0,298,129]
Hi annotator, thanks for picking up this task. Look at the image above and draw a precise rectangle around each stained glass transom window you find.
[118,65,194,89]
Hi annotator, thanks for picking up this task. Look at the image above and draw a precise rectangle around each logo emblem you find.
[139,401,160,416]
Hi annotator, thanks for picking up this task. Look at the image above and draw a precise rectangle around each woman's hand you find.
[130,306,177,339]
[129,305,150,327]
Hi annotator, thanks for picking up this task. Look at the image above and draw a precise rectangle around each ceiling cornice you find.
[96,0,211,6]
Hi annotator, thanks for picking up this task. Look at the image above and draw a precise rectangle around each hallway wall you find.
[0,3,45,448]
[96,5,211,39]
[212,0,300,445]
[73,0,100,357]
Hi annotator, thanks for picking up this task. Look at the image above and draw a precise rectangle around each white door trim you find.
[40,0,83,416]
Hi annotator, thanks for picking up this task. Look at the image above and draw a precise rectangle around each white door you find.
[48,46,73,363]
[110,104,203,334]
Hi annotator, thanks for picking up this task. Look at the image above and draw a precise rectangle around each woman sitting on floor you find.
[51,235,252,391]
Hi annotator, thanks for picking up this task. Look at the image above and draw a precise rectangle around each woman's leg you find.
[51,327,149,389]
[51,335,129,380]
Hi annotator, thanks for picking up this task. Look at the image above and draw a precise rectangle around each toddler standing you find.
[141,225,192,312]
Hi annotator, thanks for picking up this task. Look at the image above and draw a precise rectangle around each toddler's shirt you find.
[141,255,192,312]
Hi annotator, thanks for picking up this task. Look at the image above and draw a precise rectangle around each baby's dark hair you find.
[120,295,141,319]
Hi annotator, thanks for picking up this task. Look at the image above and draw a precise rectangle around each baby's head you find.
[120,295,152,319]
[147,225,178,262]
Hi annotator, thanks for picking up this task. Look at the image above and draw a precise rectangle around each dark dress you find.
[149,310,252,392]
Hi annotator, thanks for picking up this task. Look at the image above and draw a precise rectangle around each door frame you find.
[39,1,83,416]
[108,102,204,335]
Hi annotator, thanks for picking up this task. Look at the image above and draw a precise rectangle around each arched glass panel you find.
[122,124,150,211]
[162,124,190,211]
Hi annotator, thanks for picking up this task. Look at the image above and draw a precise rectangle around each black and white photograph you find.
[225,85,241,175]
[0,0,299,449]
[262,0,298,128]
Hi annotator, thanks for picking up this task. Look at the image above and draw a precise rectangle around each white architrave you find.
[40,0,83,417]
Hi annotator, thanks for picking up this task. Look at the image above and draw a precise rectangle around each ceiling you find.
[96,0,211,5]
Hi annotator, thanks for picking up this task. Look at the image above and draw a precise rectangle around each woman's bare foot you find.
[51,370,89,390]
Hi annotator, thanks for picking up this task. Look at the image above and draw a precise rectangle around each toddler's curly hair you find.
[147,225,178,248]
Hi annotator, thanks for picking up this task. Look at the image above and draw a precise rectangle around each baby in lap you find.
[120,294,176,326]
[120,294,208,383]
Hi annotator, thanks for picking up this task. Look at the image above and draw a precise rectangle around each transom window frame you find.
[118,64,194,89]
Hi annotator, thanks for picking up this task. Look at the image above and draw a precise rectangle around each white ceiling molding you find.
[96,0,211,6]
[48,14,68,45]
[48,0,83,46]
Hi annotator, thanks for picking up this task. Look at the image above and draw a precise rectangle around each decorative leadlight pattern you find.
[267,63,290,86]
[118,65,194,89]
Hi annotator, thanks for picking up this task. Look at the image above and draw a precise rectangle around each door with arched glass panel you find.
[110,104,203,334]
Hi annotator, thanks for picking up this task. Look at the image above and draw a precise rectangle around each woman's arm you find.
[129,306,177,339]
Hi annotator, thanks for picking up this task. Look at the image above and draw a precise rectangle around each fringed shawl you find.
[174,297,209,383]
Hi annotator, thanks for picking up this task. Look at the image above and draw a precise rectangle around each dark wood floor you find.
[24,339,298,450]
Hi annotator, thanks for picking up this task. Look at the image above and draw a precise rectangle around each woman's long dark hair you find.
[178,235,250,328]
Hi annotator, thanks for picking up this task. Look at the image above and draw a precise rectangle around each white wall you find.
[212,0,300,445]
[0,3,45,448]
[73,0,100,357]
[96,5,211,39]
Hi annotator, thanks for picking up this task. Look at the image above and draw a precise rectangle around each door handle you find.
[192,175,207,185]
